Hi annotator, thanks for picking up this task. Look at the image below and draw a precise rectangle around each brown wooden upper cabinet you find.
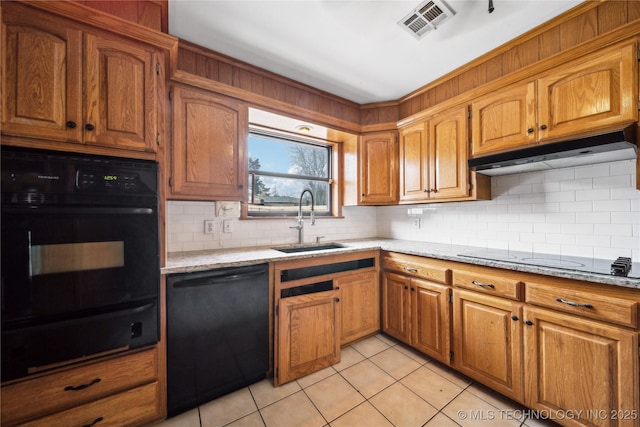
[169,85,247,200]
[399,105,470,203]
[471,41,638,157]
[2,4,162,154]
[358,131,398,205]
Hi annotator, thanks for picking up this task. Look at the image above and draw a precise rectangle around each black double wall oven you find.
[1,146,160,382]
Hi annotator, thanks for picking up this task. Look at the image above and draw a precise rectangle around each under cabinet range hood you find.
[469,125,637,176]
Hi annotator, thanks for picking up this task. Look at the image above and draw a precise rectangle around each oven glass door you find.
[1,205,159,325]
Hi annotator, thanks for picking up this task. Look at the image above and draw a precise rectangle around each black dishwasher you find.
[166,264,269,417]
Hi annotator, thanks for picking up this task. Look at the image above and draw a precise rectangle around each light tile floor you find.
[159,334,559,427]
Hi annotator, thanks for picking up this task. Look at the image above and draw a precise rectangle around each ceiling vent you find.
[398,0,456,39]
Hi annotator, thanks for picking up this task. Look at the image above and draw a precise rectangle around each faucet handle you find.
[316,235,325,243]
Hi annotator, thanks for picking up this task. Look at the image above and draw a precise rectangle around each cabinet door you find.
[1,9,82,143]
[276,290,341,385]
[84,33,159,152]
[537,42,637,142]
[429,105,470,200]
[524,307,639,427]
[359,132,398,205]
[381,272,411,344]
[471,81,537,156]
[412,279,451,364]
[170,86,247,200]
[336,271,380,345]
[399,122,429,203]
[452,289,523,402]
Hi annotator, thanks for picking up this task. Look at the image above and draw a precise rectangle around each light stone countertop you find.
[163,238,640,290]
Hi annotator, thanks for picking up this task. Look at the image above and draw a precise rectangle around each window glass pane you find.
[248,132,332,217]
[248,134,328,178]
[249,176,329,216]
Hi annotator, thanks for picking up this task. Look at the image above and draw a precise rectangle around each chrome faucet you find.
[290,188,315,244]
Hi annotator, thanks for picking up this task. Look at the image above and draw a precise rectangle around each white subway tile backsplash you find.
[593,199,630,212]
[574,163,610,179]
[166,160,640,260]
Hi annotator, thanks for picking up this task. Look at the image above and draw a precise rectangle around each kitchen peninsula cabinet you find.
[382,252,452,363]
[169,85,247,200]
[358,132,399,205]
[471,41,637,157]
[2,2,165,156]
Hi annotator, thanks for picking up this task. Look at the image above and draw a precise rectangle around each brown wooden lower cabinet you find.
[381,271,451,364]
[20,382,161,427]
[382,251,640,427]
[274,251,380,386]
[1,346,161,426]
[276,290,342,386]
[452,289,524,402]
[337,271,380,345]
[523,306,639,427]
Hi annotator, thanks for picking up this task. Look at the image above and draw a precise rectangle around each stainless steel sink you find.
[273,243,345,253]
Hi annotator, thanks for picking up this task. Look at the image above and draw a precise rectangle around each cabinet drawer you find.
[20,381,161,427]
[454,269,523,300]
[1,347,158,426]
[382,253,451,284]
[526,282,638,328]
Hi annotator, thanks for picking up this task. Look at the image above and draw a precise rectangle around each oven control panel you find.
[76,169,141,192]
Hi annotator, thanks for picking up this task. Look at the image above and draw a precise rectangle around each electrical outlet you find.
[204,220,214,234]
[413,218,421,229]
[223,219,232,233]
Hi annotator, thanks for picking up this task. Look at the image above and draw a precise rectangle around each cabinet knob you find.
[66,121,77,129]
[423,189,429,193]
[525,320,534,326]
[410,287,415,291]
[511,315,519,321]
[361,193,365,197]
[335,297,340,303]
[404,286,409,290]
[430,188,437,193]
[540,124,547,130]
[85,123,95,131]
[527,128,534,134]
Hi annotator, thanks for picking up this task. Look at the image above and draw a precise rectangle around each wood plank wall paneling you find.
[78,0,638,130]
[176,40,362,128]
[395,0,639,120]
[78,0,167,33]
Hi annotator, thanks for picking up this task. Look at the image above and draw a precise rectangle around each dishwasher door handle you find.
[172,268,266,288]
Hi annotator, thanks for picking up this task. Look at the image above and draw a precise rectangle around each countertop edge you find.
[162,239,640,290]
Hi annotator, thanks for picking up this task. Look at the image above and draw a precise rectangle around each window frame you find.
[243,128,340,219]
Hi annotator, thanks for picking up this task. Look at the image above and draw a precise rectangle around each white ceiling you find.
[168,0,583,104]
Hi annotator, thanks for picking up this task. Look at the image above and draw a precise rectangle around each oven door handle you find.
[2,206,154,215]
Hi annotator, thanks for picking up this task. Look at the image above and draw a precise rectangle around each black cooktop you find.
[458,249,640,279]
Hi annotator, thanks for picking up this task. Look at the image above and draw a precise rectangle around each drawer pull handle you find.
[555,297,593,309]
[65,378,101,391]
[403,267,418,273]
[471,280,495,289]
[83,417,104,427]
